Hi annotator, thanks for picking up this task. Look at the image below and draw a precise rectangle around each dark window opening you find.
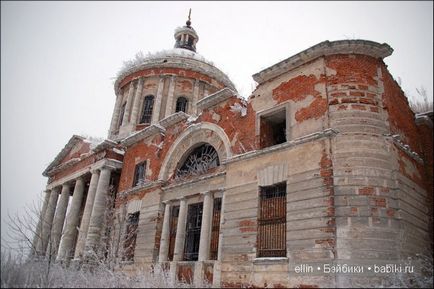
[183,202,203,261]
[118,103,126,129]
[187,35,194,46]
[175,144,220,180]
[133,161,146,187]
[123,211,140,261]
[259,109,287,149]
[140,95,154,124]
[209,198,222,260]
[175,97,188,113]
[257,182,286,258]
[168,205,179,261]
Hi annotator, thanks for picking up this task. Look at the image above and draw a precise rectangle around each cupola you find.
[174,9,199,52]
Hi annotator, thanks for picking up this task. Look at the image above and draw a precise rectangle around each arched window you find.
[140,95,154,124]
[175,97,188,113]
[175,143,219,180]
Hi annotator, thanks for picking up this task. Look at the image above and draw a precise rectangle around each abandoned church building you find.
[32,16,433,288]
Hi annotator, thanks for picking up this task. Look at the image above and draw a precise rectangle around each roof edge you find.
[252,39,393,84]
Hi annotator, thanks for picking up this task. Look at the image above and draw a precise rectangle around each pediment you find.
[42,135,102,177]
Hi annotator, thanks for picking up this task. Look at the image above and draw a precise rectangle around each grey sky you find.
[1,1,433,245]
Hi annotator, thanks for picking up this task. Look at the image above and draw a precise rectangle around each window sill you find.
[253,257,288,265]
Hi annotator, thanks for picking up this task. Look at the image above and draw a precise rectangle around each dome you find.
[115,48,236,94]
[114,14,236,94]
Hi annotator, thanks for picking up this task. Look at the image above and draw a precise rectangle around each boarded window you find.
[259,109,286,149]
[168,205,179,261]
[183,203,203,261]
[175,97,188,113]
[140,95,154,124]
[257,182,286,257]
[133,161,146,187]
[209,197,222,260]
[123,211,139,261]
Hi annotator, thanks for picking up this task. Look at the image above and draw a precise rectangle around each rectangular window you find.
[123,211,140,261]
[257,182,286,257]
[183,202,203,261]
[133,161,146,187]
[168,205,179,261]
[209,198,222,260]
[259,108,287,149]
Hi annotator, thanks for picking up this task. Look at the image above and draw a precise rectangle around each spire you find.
[186,8,192,27]
[174,9,199,52]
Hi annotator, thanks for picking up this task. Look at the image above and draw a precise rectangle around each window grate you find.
[257,182,286,258]
[209,198,222,260]
[168,205,179,261]
[123,211,140,261]
[140,95,154,124]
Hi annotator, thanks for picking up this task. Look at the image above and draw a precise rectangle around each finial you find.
[186,8,192,27]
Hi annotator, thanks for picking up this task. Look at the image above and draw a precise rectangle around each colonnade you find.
[33,165,115,262]
[158,191,215,263]
[108,75,202,139]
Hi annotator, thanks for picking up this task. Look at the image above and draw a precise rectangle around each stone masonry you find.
[34,18,433,288]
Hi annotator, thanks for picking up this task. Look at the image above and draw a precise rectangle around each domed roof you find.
[114,13,236,93]
[114,48,236,93]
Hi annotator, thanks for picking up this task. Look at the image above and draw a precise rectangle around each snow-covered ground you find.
[0,251,211,288]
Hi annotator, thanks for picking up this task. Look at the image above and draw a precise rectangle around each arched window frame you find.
[140,95,154,124]
[175,143,220,180]
[175,96,188,113]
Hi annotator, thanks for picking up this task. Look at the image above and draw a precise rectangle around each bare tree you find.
[409,86,433,114]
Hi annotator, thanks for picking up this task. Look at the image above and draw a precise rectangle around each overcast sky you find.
[1,1,433,247]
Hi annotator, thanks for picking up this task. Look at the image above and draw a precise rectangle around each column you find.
[217,193,225,261]
[49,183,71,258]
[121,81,136,126]
[74,169,100,260]
[204,85,209,97]
[198,191,213,261]
[57,177,85,261]
[173,197,187,261]
[84,166,112,257]
[129,77,144,126]
[37,188,59,256]
[164,76,176,118]
[108,92,124,138]
[32,190,50,255]
[158,202,171,262]
[151,77,165,124]
[192,80,200,115]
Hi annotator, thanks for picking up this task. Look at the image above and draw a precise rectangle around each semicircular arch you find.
[158,122,232,181]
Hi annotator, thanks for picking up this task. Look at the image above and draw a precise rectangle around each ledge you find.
[118,180,162,199]
[159,111,190,128]
[121,124,166,147]
[253,39,393,84]
[383,133,424,164]
[197,87,236,111]
[223,128,339,164]
[92,139,118,153]
[415,111,433,128]
[253,257,288,265]
[162,171,226,191]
